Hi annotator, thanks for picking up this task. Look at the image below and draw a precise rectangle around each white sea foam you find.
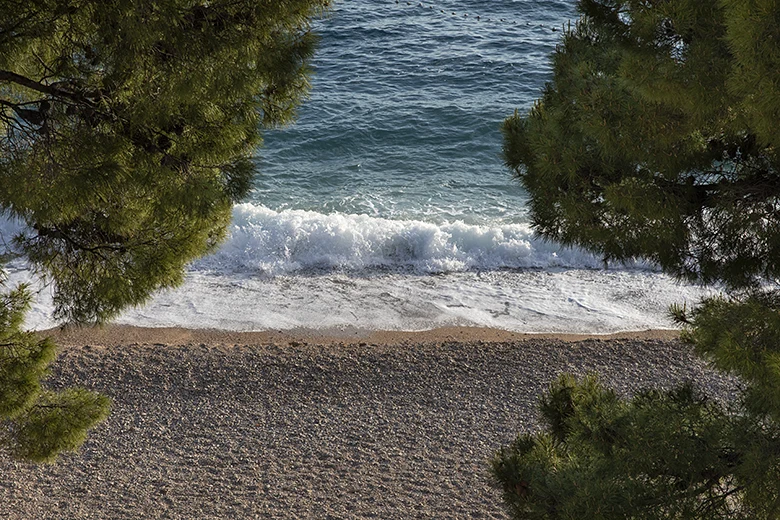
[17,264,717,333]
[197,203,634,275]
[107,268,714,334]
[5,205,706,334]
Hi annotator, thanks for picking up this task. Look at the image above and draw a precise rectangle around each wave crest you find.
[196,203,613,275]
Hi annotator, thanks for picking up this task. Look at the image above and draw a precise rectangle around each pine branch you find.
[0,70,92,106]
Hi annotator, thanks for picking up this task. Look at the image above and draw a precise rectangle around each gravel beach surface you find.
[0,328,738,519]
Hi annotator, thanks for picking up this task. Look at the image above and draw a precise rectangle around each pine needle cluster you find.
[0,276,110,462]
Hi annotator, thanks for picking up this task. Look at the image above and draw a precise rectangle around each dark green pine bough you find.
[0,0,327,462]
[494,0,780,518]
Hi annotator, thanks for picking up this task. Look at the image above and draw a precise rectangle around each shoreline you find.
[42,323,681,348]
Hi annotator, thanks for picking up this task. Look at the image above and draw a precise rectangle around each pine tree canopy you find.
[0,0,328,324]
[495,1,780,518]
[502,0,780,290]
[0,0,327,462]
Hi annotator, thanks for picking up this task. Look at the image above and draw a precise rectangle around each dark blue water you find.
[256,0,574,224]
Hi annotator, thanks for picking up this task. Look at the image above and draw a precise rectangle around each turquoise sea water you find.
[258,0,568,225]
[6,1,716,332]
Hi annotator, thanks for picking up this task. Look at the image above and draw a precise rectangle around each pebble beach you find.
[0,326,737,519]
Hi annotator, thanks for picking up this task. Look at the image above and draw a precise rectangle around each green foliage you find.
[0,276,110,462]
[493,375,780,519]
[0,282,54,419]
[11,388,111,463]
[502,0,780,290]
[0,1,327,462]
[496,0,780,517]
[0,0,328,323]
[680,293,780,418]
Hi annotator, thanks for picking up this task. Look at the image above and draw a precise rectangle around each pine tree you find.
[0,275,110,462]
[494,0,780,517]
[0,0,327,461]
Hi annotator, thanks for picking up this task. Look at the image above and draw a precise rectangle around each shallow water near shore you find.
[1,1,719,332]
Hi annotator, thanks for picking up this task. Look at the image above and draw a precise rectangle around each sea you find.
[2,0,717,333]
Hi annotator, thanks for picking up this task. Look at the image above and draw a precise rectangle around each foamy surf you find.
[110,268,713,334]
[197,203,636,275]
[1,205,716,333]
